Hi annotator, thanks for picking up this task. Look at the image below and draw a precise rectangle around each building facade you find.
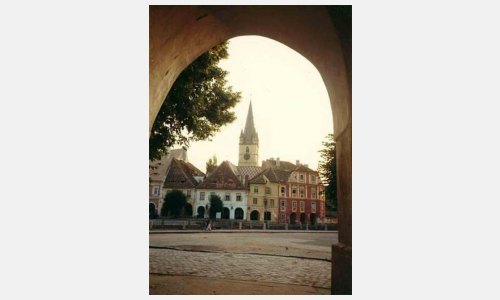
[149,149,188,218]
[277,162,326,225]
[162,158,205,217]
[247,167,290,222]
[195,161,248,220]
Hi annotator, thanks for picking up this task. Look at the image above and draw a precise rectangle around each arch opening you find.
[250,210,259,221]
[234,207,244,219]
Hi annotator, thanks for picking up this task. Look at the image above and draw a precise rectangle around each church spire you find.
[241,101,258,144]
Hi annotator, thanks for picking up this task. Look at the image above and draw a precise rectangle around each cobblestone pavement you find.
[150,247,331,289]
[150,232,337,260]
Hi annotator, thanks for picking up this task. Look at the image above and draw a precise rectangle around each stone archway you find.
[234,207,244,219]
[300,212,307,224]
[222,207,230,219]
[149,202,157,219]
[184,203,193,218]
[197,206,205,218]
[290,212,297,224]
[310,213,317,225]
[150,6,351,294]
[250,210,259,221]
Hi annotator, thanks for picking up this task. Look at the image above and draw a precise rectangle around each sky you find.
[185,35,334,172]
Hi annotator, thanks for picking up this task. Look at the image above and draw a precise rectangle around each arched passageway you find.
[234,208,244,219]
[290,212,297,225]
[150,6,351,294]
[184,203,193,217]
[149,203,157,219]
[250,210,259,221]
[300,213,306,224]
[197,206,205,218]
[310,213,317,225]
[264,211,271,221]
[222,207,230,219]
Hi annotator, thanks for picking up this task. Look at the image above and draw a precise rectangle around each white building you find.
[194,161,248,220]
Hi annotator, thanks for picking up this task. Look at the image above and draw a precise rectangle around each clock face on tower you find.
[244,153,250,160]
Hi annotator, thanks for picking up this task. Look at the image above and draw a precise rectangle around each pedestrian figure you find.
[206,219,212,231]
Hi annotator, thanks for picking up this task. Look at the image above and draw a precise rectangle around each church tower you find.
[238,101,259,167]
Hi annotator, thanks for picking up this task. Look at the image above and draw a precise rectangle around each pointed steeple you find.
[241,101,258,144]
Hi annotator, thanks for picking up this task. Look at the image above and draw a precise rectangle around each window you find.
[299,174,304,182]
[292,200,297,211]
[254,186,259,193]
[265,187,271,194]
[152,186,160,196]
[300,201,305,212]
[253,198,258,205]
[292,186,297,197]
[280,186,286,196]
[280,200,286,211]
[200,192,205,201]
[270,199,274,207]
[186,190,191,199]
[236,193,242,201]
[299,186,305,198]
[210,192,215,197]
[311,175,316,183]
[311,201,317,213]
[281,213,286,222]
[311,187,316,199]
[225,193,230,201]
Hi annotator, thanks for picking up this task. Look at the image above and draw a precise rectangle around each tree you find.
[208,194,224,219]
[206,155,218,174]
[149,42,242,161]
[161,190,187,218]
[318,134,337,211]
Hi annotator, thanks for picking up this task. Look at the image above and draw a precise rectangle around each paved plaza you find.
[149,232,337,294]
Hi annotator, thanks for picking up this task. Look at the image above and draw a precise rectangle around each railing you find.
[149,218,338,231]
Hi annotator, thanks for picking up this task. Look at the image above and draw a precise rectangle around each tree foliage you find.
[206,155,218,174]
[149,42,242,160]
[161,190,187,218]
[208,194,224,219]
[318,134,337,211]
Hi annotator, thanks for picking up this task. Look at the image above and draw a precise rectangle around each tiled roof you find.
[294,164,318,174]
[236,166,263,180]
[149,149,188,182]
[262,159,297,171]
[197,161,246,190]
[249,167,292,184]
[163,158,205,189]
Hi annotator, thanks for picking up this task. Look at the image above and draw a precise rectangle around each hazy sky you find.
[185,36,334,172]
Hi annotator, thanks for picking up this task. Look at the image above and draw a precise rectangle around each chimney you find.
[276,157,280,167]
[304,164,308,168]
[296,160,300,166]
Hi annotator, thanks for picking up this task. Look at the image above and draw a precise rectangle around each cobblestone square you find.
[149,232,337,294]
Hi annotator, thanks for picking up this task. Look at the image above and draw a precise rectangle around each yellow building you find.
[247,167,291,222]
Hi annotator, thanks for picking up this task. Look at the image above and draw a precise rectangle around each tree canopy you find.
[318,134,337,211]
[206,155,218,174]
[149,42,242,161]
[161,190,187,218]
[209,194,224,219]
